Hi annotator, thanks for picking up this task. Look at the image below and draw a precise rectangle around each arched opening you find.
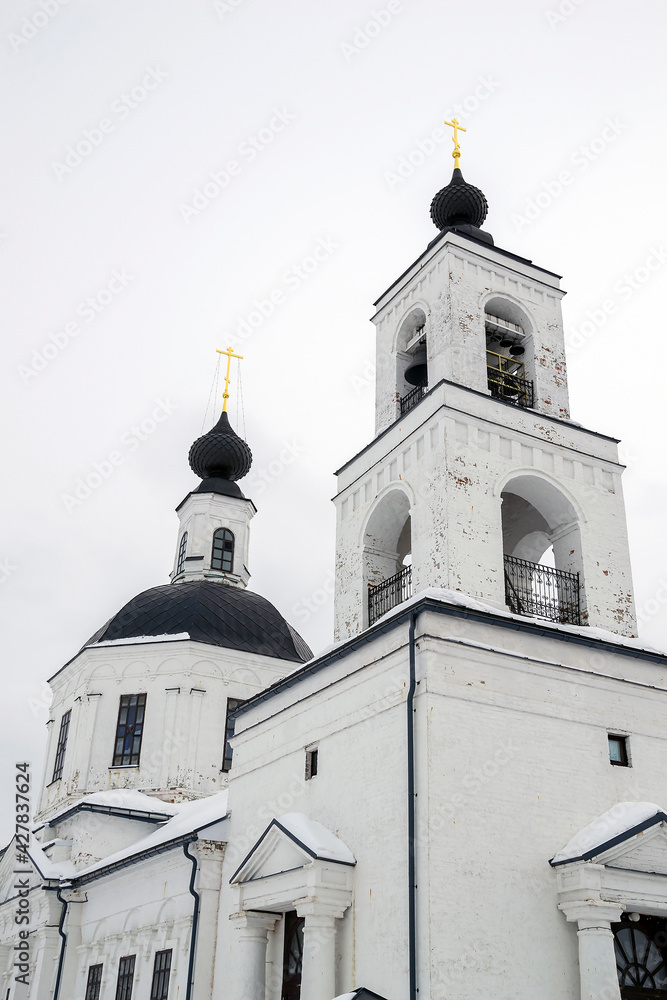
[501,475,583,625]
[363,490,412,626]
[176,532,188,575]
[211,528,234,573]
[485,297,534,409]
[396,308,427,416]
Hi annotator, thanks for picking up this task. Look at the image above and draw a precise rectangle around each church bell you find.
[404,345,428,387]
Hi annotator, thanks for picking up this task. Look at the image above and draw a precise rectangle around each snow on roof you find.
[552,802,665,864]
[277,813,356,864]
[89,632,190,647]
[377,587,667,658]
[30,790,229,883]
[71,789,180,814]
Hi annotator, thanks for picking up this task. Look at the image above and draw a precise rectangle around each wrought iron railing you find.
[486,351,533,409]
[368,565,412,626]
[400,385,425,415]
[504,554,581,625]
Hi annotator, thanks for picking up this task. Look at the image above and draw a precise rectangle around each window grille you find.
[400,384,425,415]
[85,964,103,1000]
[504,554,580,626]
[112,695,146,767]
[368,565,412,626]
[486,350,533,409]
[114,956,136,1000]
[211,528,234,572]
[176,532,188,575]
[52,709,71,783]
[150,950,172,1000]
[221,697,242,772]
[613,915,667,994]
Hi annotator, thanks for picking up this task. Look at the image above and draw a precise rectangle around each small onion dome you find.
[430,167,488,231]
[188,410,252,483]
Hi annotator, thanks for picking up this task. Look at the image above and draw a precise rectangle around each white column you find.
[296,903,340,1000]
[561,901,623,1000]
[229,911,277,1000]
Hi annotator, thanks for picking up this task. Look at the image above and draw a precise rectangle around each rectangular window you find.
[608,733,630,766]
[150,949,172,1000]
[112,695,146,767]
[85,964,103,1000]
[305,747,318,780]
[52,710,71,783]
[222,698,241,772]
[115,956,136,1000]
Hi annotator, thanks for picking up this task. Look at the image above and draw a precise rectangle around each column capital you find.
[559,900,624,929]
[229,910,279,933]
[295,896,348,921]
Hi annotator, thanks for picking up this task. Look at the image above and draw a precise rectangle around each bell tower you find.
[333,129,636,642]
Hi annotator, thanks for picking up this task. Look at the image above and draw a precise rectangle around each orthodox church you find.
[3,127,667,1000]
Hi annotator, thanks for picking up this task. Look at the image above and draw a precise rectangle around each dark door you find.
[282,911,304,1000]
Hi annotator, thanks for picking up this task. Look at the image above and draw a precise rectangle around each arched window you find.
[396,308,428,415]
[363,490,412,625]
[614,915,667,996]
[211,528,234,573]
[485,298,534,410]
[176,532,188,575]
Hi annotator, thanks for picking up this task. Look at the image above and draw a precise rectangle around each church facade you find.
[2,139,667,1000]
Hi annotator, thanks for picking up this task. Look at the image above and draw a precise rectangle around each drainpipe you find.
[53,887,68,1000]
[183,839,200,1000]
[407,611,418,1000]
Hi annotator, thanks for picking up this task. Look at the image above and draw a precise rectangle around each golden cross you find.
[444,117,467,169]
[216,346,244,412]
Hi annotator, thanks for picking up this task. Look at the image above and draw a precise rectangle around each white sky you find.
[1,0,666,844]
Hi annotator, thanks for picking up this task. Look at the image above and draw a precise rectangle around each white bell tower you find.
[333,146,637,642]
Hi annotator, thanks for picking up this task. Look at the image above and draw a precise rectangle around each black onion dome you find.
[84,581,313,663]
[430,167,488,231]
[188,410,252,483]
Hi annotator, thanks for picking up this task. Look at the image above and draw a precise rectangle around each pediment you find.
[596,821,667,875]
[231,822,315,884]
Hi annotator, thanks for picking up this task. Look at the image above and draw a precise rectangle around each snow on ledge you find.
[376,587,667,658]
[90,632,190,647]
[552,802,664,864]
[277,813,356,865]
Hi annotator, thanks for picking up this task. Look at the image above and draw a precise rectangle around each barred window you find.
[112,695,146,767]
[150,949,172,1000]
[115,956,135,1000]
[222,697,241,772]
[211,528,234,573]
[85,964,103,1000]
[52,710,71,783]
[176,532,188,575]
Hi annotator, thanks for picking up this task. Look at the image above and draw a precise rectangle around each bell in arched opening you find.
[404,345,428,387]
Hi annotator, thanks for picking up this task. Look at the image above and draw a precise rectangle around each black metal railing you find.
[400,385,425,415]
[504,554,581,625]
[368,565,412,626]
[487,366,534,408]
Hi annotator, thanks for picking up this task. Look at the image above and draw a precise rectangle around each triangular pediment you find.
[595,820,667,874]
[230,821,315,884]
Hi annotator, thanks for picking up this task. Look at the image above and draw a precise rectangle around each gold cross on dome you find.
[216,346,244,411]
[444,117,467,169]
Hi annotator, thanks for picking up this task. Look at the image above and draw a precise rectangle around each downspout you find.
[53,887,68,1000]
[407,611,418,1000]
[183,839,200,1000]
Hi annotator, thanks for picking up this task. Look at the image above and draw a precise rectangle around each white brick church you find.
[3,144,667,1000]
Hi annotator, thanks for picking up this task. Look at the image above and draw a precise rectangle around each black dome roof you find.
[430,167,488,231]
[85,582,312,663]
[189,410,252,485]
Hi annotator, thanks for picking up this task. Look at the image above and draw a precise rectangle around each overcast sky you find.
[1,0,666,843]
